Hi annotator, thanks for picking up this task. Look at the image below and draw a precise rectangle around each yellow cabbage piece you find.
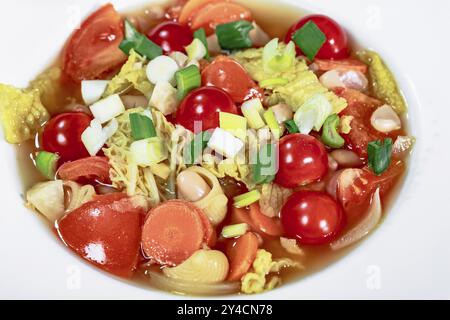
[29,66,64,111]
[241,249,302,294]
[0,84,49,144]
[104,50,153,98]
[104,107,191,204]
[340,115,353,134]
[357,50,407,114]
[234,45,347,114]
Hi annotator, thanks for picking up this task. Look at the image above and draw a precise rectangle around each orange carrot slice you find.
[58,156,111,184]
[141,200,205,266]
[178,0,223,25]
[175,200,217,248]
[249,203,284,237]
[314,58,368,73]
[190,2,252,35]
[227,232,259,281]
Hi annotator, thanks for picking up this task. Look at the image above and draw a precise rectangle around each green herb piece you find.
[216,20,254,50]
[321,114,345,148]
[292,20,326,61]
[368,138,393,175]
[129,113,156,141]
[284,120,300,134]
[175,65,201,100]
[120,19,162,60]
[252,143,276,185]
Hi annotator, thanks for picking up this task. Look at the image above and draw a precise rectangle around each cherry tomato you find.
[176,86,237,132]
[57,193,145,278]
[202,56,263,104]
[275,134,328,188]
[63,4,127,82]
[147,21,193,54]
[281,191,345,245]
[285,14,350,60]
[42,113,92,163]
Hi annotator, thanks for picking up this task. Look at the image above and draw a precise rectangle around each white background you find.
[0,0,449,299]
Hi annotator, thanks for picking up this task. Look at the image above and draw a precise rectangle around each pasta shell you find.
[163,250,229,284]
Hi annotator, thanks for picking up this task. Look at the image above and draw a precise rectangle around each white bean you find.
[271,103,293,124]
[320,70,368,91]
[177,170,211,202]
[330,150,363,168]
[370,104,402,133]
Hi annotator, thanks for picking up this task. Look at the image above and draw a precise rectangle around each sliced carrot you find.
[58,156,111,184]
[232,206,254,227]
[141,200,205,266]
[226,232,259,281]
[190,2,252,35]
[202,56,264,104]
[249,203,284,237]
[175,200,217,248]
[314,58,368,73]
[178,0,223,25]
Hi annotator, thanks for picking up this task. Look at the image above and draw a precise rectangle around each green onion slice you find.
[221,223,249,239]
[35,151,59,180]
[292,20,326,61]
[284,120,300,134]
[129,113,157,141]
[216,20,254,50]
[252,143,277,185]
[368,138,393,175]
[194,28,210,59]
[175,65,201,100]
[184,131,212,165]
[120,19,162,60]
[233,190,261,208]
[321,114,345,149]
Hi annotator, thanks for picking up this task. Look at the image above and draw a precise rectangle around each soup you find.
[0,0,414,296]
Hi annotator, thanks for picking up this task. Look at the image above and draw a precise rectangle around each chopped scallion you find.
[194,28,210,59]
[292,20,326,61]
[284,120,300,134]
[35,151,59,180]
[175,65,201,100]
[216,20,254,50]
[233,190,261,208]
[129,113,156,141]
[221,223,249,239]
[368,138,393,175]
[120,19,162,60]
[321,114,345,148]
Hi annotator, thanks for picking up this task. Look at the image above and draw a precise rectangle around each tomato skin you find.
[281,191,345,245]
[63,4,127,82]
[57,194,145,278]
[147,21,193,54]
[42,113,92,163]
[202,56,263,104]
[58,156,111,184]
[175,86,237,132]
[285,14,350,60]
[275,134,329,188]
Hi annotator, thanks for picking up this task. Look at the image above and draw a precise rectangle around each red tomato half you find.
[202,56,263,104]
[146,21,193,54]
[335,88,401,158]
[175,86,237,132]
[281,191,345,245]
[285,14,350,60]
[57,194,146,278]
[63,4,127,82]
[42,113,92,163]
[275,134,329,188]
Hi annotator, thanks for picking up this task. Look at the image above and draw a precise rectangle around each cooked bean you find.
[271,103,293,124]
[370,104,401,133]
[177,170,211,202]
[330,149,363,168]
[328,154,338,172]
[121,95,149,109]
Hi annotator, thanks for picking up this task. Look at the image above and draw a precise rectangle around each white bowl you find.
[1,0,449,299]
